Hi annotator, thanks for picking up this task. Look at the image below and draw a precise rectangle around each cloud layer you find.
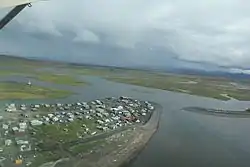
[1,0,250,71]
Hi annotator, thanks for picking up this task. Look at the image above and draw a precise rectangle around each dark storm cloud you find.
[1,0,250,73]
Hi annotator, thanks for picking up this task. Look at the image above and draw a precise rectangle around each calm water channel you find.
[1,75,250,167]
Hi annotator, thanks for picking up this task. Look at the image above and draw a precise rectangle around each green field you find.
[0,82,71,100]
[33,120,96,145]
[30,138,104,167]
[69,66,117,77]
[30,151,64,167]
[69,139,105,155]
[0,57,87,86]
[34,73,86,86]
[1,55,250,101]
[106,73,250,101]
[61,65,250,101]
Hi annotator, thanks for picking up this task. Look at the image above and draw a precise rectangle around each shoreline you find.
[65,103,162,167]
[111,103,162,167]
[183,106,250,118]
[119,111,160,167]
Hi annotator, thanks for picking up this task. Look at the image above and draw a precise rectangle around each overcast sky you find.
[0,0,250,73]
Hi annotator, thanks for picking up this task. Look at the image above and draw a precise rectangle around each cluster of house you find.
[5,97,154,131]
[0,97,155,166]
[28,97,154,131]
[5,103,46,112]
[0,121,31,164]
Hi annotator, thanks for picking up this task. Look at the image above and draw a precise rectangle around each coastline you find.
[183,106,250,118]
[63,103,162,167]
[119,104,161,167]
[102,103,162,167]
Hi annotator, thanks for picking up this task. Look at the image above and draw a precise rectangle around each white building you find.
[91,131,97,135]
[30,120,43,126]
[19,122,27,129]
[5,139,12,146]
[96,113,103,118]
[6,104,17,112]
[16,140,29,145]
[52,117,59,122]
[96,108,105,113]
[97,120,104,125]
[12,127,19,132]
[34,104,40,108]
[68,118,74,122]
[56,103,62,107]
[117,106,123,110]
[2,124,8,130]
[48,114,54,118]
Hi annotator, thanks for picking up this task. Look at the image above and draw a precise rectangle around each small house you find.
[48,114,54,118]
[2,124,8,130]
[52,117,59,122]
[91,131,97,135]
[16,140,29,145]
[96,113,103,118]
[12,127,19,132]
[68,118,74,122]
[97,120,104,125]
[19,122,27,130]
[96,108,105,113]
[30,120,43,126]
[5,139,12,146]
[45,104,50,108]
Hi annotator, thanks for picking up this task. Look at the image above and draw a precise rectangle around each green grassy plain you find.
[0,55,87,86]
[30,151,63,167]
[106,73,250,101]
[65,64,250,101]
[0,82,71,100]
[0,70,86,86]
[35,73,86,86]
[33,120,96,145]
[1,55,250,101]
[69,67,116,77]
[69,139,104,155]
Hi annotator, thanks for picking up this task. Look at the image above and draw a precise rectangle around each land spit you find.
[183,106,250,118]
[52,103,161,167]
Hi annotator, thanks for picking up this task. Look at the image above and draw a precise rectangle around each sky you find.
[0,0,250,73]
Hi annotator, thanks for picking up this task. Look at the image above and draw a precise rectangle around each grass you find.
[0,82,71,100]
[70,67,115,77]
[106,73,250,101]
[33,120,96,146]
[0,69,36,76]
[35,73,87,86]
[2,55,250,101]
[31,139,104,167]
[0,68,87,86]
[30,151,63,167]
[0,56,87,86]
[0,70,19,76]
[69,139,105,155]
[68,65,250,101]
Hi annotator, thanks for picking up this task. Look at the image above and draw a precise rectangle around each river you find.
[1,75,250,167]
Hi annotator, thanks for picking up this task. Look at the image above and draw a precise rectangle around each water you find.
[1,75,250,167]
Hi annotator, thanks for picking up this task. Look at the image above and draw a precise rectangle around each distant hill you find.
[170,68,250,80]
[0,54,249,79]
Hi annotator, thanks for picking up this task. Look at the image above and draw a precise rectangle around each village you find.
[0,96,155,167]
